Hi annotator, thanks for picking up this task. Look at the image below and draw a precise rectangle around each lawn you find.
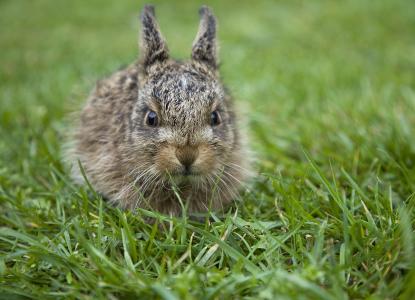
[1,0,415,298]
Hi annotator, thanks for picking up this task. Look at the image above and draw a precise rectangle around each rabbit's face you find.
[132,62,235,182]
[128,6,237,185]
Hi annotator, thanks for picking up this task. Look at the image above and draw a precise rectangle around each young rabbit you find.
[67,5,251,215]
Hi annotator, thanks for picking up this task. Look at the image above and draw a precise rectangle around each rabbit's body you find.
[68,6,250,215]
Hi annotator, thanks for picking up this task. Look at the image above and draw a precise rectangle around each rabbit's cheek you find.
[193,145,216,174]
[153,144,180,173]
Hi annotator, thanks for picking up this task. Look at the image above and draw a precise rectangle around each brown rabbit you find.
[67,5,251,215]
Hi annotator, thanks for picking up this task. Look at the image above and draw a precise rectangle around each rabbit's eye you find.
[210,111,221,126]
[146,110,158,127]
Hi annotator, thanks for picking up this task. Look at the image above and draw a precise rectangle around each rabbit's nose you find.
[175,146,199,172]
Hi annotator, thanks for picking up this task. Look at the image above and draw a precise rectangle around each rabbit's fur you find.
[68,5,251,215]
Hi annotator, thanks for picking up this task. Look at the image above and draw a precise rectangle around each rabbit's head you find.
[129,5,240,185]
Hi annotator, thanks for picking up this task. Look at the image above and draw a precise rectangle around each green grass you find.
[1,0,415,298]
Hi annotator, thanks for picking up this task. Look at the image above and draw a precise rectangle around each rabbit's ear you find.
[191,6,217,69]
[139,5,169,72]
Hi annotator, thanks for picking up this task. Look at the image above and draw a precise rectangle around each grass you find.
[1,0,415,298]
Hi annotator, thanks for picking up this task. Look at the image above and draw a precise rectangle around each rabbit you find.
[67,5,251,216]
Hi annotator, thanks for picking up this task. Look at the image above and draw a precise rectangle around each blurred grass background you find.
[1,0,415,299]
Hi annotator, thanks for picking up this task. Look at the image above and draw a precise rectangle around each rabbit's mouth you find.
[168,170,207,185]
